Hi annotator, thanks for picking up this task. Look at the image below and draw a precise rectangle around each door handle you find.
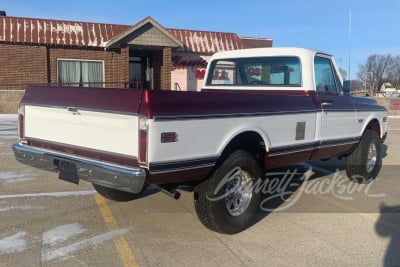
[67,107,81,115]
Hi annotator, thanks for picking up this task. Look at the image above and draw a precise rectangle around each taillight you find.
[138,116,148,164]
[18,105,25,139]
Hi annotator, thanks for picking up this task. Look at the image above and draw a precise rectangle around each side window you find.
[314,56,339,93]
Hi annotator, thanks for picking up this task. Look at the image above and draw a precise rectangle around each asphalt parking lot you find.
[1,114,400,267]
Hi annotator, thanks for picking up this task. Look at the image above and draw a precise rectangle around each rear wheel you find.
[345,130,382,183]
[93,183,147,202]
[194,150,262,234]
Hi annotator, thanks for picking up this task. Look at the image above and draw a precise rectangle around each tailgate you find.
[21,86,144,161]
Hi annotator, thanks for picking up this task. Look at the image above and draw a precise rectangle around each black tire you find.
[345,130,382,183]
[93,183,147,202]
[194,150,262,234]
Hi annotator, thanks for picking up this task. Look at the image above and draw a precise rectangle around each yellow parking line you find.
[94,194,139,267]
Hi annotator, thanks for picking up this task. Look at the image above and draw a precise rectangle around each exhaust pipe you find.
[152,184,181,200]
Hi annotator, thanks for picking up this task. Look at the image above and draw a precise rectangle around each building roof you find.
[168,28,245,53]
[239,37,273,49]
[0,15,272,53]
[0,15,126,47]
[106,16,183,49]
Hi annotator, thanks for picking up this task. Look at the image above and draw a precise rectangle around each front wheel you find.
[93,183,147,202]
[194,150,262,234]
[345,130,382,183]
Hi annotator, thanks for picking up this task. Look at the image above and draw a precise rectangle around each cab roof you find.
[209,47,331,60]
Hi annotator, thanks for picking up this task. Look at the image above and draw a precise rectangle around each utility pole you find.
[348,9,352,89]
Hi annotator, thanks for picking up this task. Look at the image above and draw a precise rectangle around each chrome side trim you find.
[153,110,317,122]
[149,156,218,174]
[12,143,147,193]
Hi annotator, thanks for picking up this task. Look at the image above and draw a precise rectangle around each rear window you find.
[206,56,301,87]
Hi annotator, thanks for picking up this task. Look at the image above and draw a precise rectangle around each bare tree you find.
[357,54,394,96]
[386,55,400,89]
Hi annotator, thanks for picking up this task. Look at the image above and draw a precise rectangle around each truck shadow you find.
[381,143,389,159]
[253,146,388,226]
[254,162,334,223]
[375,203,400,266]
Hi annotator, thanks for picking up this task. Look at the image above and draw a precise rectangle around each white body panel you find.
[319,111,357,141]
[355,110,388,138]
[147,113,317,163]
[24,105,139,157]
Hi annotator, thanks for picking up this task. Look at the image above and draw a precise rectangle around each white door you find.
[314,56,356,143]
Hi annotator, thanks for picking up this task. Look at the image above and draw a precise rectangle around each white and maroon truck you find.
[13,47,387,234]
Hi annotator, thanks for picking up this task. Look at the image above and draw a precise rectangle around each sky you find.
[1,0,399,80]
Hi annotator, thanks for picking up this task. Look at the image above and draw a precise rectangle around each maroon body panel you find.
[147,166,214,185]
[310,143,356,160]
[26,138,139,167]
[22,86,319,118]
[266,143,356,170]
[140,89,319,119]
[22,86,144,114]
[266,151,313,169]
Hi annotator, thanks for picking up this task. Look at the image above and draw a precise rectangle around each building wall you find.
[0,43,130,89]
[0,44,47,90]
[171,52,211,91]
[0,90,24,113]
[49,46,129,87]
[161,47,172,90]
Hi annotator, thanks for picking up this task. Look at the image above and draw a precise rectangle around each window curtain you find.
[82,61,103,87]
[58,61,80,86]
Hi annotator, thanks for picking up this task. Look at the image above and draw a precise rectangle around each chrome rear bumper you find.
[12,143,147,193]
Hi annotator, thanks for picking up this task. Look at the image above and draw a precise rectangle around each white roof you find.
[204,47,339,91]
[209,47,331,60]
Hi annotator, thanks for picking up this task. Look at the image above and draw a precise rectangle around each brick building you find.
[0,14,272,92]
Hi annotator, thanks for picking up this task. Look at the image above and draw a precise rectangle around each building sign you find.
[172,55,207,69]
[195,69,206,79]
[213,70,229,80]
[172,55,208,80]
[245,67,262,76]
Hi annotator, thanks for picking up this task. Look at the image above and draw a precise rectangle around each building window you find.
[57,59,104,87]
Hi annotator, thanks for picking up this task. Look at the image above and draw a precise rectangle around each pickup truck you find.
[13,47,388,234]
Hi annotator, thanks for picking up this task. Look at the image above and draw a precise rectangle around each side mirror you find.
[343,80,351,94]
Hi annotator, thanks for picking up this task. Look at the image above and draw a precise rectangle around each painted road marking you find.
[42,228,130,262]
[94,194,139,267]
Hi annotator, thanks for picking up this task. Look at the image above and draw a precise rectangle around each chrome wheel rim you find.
[366,143,377,173]
[225,167,254,216]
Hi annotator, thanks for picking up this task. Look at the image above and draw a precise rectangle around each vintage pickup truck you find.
[13,47,387,234]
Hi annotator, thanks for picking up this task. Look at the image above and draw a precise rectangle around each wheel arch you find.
[217,129,270,169]
[363,118,381,138]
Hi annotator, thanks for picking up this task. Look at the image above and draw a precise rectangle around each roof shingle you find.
[0,16,272,53]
